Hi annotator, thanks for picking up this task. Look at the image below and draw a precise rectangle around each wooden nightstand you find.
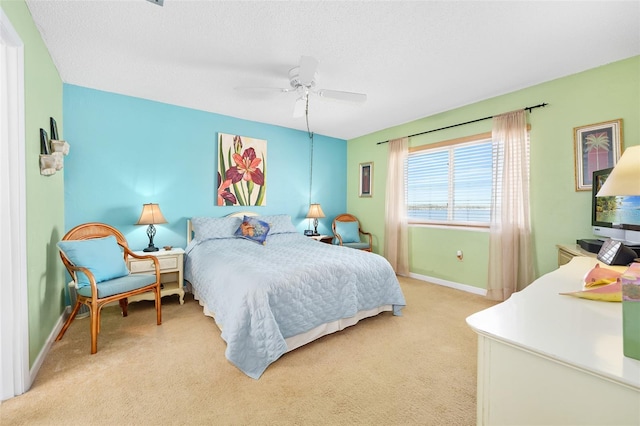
[309,234,333,244]
[127,248,185,305]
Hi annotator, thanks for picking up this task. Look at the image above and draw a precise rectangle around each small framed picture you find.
[573,119,623,191]
[359,162,373,197]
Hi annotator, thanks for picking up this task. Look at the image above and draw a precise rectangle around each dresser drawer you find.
[129,256,178,273]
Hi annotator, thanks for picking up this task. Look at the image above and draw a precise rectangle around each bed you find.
[183,213,406,379]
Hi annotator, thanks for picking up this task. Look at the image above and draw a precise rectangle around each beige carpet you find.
[0,276,495,425]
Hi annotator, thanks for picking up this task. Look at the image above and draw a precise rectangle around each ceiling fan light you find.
[289,67,317,90]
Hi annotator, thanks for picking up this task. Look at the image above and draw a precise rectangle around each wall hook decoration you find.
[39,128,56,176]
[39,118,70,176]
[49,117,70,156]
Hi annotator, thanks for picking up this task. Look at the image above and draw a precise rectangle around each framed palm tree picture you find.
[573,119,623,191]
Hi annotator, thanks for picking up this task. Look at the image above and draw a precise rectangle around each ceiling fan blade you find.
[293,97,306,118]
[298,56,319,85]
[316,89,367,103]
[234,86,293,93]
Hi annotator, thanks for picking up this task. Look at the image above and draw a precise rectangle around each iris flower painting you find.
[217,133,266,206]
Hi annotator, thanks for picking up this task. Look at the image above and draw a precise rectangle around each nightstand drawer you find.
[129,256,178,273]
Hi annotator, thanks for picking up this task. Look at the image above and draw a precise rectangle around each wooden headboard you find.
[186,211,258,244]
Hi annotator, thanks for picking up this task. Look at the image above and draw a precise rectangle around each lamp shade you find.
[306,203,326,219]
[135,203,168,225]
[596,146,640,196]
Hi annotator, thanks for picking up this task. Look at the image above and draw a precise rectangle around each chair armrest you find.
[66,264,100,300]
[121,246,161,277]
[359,230,373,246]
[333,233,344,246]
[123,246,155,260]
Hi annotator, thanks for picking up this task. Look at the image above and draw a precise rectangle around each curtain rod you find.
[376,103,548,145]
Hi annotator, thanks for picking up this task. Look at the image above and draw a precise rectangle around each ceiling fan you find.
[236,56,367,117]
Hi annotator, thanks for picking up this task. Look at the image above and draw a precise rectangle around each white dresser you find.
[466,256,640,425]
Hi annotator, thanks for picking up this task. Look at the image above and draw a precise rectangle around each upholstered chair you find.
[56,222,162,354]
[331,214,372,252]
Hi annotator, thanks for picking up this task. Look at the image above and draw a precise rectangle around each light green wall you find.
[348,56,639,288]
[2,0,65,366]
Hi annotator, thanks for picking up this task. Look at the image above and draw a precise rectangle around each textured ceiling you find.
[26,0,640,140]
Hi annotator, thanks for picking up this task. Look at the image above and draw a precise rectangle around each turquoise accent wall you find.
[348,56,639,288]
[63,85,346,250]
[3,0,65,367]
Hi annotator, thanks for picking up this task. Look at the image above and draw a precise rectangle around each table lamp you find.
[596,145,640,197]
[306,203,325,236]
[135,203,167,252]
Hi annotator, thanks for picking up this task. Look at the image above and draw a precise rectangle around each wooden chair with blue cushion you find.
[331,213,373,252]
[55,222,162,354]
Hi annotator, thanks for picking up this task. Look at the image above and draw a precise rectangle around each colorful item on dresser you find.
[583,264,623,287]
[560,262,639,303]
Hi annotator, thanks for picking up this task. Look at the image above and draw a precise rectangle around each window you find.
[406,135,493,227]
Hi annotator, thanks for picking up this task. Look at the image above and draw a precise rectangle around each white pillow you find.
[256,215,298,234]
[191,216,242,241]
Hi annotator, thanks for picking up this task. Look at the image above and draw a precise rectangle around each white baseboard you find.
[408,272,487,296]
[29,306,70,387]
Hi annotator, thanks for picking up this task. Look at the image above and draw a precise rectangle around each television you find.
[592,167,640,245]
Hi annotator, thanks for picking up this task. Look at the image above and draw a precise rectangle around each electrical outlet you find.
[456,250,463,261]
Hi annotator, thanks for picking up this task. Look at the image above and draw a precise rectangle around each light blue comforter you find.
[184,233,405,379]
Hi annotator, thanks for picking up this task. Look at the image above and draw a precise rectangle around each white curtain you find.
[384,137,409,276]
[487,110,534,301]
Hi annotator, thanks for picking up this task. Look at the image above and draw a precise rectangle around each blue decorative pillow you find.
[256,215,298,234]
[234,215,270,245]
[57,236,129,288]
[192,216,241,241]
[334,221,360,243]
